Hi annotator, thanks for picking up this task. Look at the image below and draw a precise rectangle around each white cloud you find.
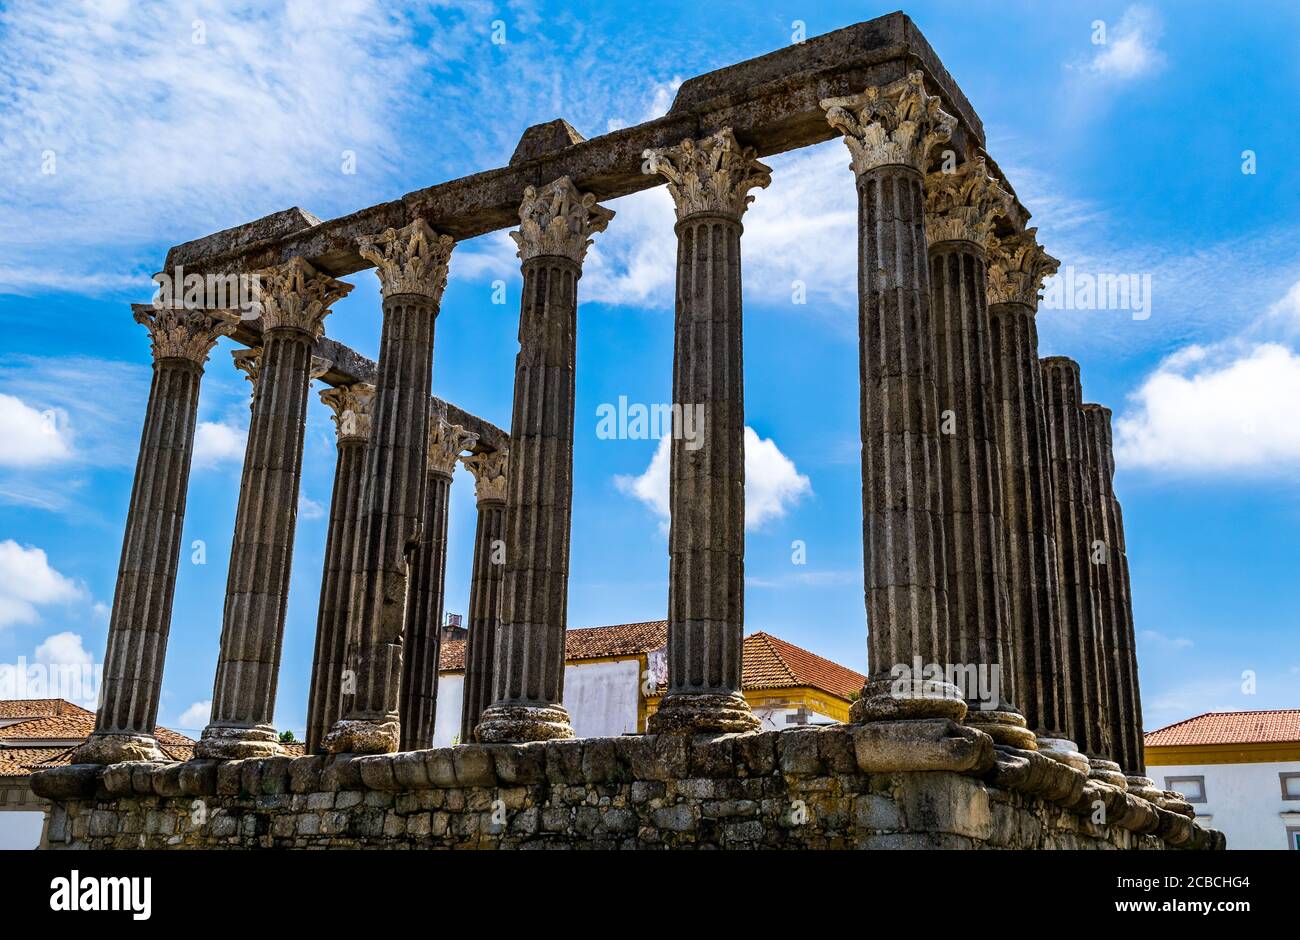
[1115,342,1300,474]
[31,630,98,709]
[0,392,73,466]
[1085,6,1166,80]
[193,420,246,469]
[299,494,325,521]
[1138,629,1193,652]
[0,540,84,628]
[615,427,811,531]
[177,700,212,731]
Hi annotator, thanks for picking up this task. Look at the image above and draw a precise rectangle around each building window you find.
[1280,773,1300,800]
[1164,775,1207,803]
[1288,827,1300,851]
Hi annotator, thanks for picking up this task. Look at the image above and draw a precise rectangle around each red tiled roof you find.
[1144,710,1300,747]
[0,699,194,748]
[437,623,863,703]
[439,621,669,671]
[742,632,864,701]
[0,699,86,720]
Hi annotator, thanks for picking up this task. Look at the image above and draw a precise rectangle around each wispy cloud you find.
[1079,5,1167,81]
[193,420,247,470]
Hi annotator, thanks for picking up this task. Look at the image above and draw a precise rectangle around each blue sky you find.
[1,0,1297,738]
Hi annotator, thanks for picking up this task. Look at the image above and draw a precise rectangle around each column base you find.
[194,723,284,760]
[849,675,968,724]
[646,691,760,735]
[69,732,166,765]
[1032,736,1090,773]
[1125,775,1164,803]
[474,704,574,744]
[963,703,1037,750]
[321,717,401,755]
[1086,757,1129,789]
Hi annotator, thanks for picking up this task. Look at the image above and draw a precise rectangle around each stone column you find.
[642,129,769,735]
[923,157,1034,748]
[197,260,351,759]
[399,417,477,751]
[820,71,966,722]
[1083,403,1144,772]
[325,219,455,755]
[987,229,1066,740]
[72,308,237,764]
[305,383,375,754]
[458,449,508,743]
[1040,357,1112,759]
[475,177,613,743]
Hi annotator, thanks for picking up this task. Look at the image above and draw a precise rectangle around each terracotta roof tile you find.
[741,632,865,701]
[438,623,863,703]
[0,699,88,720]
[439,621,669,671]
[0,699,194,748]
[1144,709,1300,747]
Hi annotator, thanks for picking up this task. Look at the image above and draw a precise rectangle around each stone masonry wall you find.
[33,721,1224,850]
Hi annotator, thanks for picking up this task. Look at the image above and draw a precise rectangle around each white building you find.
[434,621,865,746]
[1144,709,1300,850]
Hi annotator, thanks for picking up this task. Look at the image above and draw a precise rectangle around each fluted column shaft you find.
[475,177,611,744]
[460,450,508,743]
[325,219,453,755]
[74,309,235,764]
[856,166,951,683]
[643,129,768,734]
[989,300,1065,736]
[1083,404,1143,771]
[480,257,579,739]
[928,241,1014,695]
[305,384,373,753]
[399,464,453,751]
[338,295,437,746]
[1041,358,1111,758]
[199,329,317,757]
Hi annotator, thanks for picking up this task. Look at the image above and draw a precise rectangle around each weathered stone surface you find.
[38,722,1216,851]
[458,450,508,742]
[306,384,374,753]
[477,180,611,744]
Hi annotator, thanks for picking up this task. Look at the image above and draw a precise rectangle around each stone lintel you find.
[161,13,1024,281]
[126,304,508,454]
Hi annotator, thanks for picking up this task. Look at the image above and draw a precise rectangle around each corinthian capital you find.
[510,176,614,265]
[644,129,772,222]
[427,417,479,476]
[460,449,508,503]
[357,218,455,302]
[924,156,1013,249]
[232,348,261,398]
[133,307,238,365]
[255,257,352,338]
[987,227,1060,308]
[820,71,956,177]
[320,382,376,443]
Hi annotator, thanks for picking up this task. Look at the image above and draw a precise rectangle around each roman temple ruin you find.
[34,13,1215,850]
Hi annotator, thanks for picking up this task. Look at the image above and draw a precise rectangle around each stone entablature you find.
[34,722,1223,850]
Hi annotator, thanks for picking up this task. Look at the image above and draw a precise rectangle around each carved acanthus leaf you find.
[427,417,479,476]
[255,257,352,338]
[644,129,772,221]
[231,349,261,402]
[986,227,1060,308]
[357,218,455,302]
[923,156,1013,248]
[820,71,956,176]
[510,176,614,264]
[133,307,238,364]
[460,449,508,503]
[320,383,376,442]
